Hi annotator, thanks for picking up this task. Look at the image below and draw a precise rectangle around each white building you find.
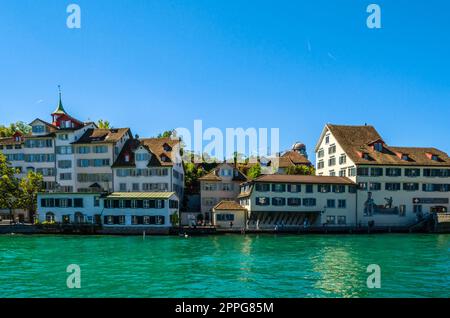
[315,124,450,227]
[37,192,179,231]
[72,128,132,192]
[112,137,185,198]
[239,174,357,229]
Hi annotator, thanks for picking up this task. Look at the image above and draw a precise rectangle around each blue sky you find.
[0,0,449,160]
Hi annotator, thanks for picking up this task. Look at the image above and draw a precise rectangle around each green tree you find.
[247,163,262,179]
[157,130,173,138]
[0,121,31,137]
[17,171,43,223]
[0,153,20,223]
[97,119,111,129]
[285,165,315,176]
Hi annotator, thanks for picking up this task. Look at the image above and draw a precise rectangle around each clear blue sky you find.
[1,0,449,160]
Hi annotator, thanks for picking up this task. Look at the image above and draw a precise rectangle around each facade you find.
[212,200,247,230]
[112,137,184,198]
[315,124,450,227]
[73,128,132,192]
[199,162,248,221]
[37,192,179,230]
[239,174,356,229]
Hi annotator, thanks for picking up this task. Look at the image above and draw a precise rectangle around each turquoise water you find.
[0,234,449,298]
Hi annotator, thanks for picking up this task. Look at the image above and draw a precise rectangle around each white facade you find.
[314,124,450,227]
[239,176,357,228]
[37,192,179,229]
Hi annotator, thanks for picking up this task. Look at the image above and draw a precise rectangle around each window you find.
[337,216,346,225]
[369,182,381,191]
[318,149,324,158]
[327,199,336,208]
[272,197,286,206]
[256,197,270,206]
[74,198,83,208]
[328,157,336,166]
[169,200,179,209]
[358,182,368,191]
[271,184,286,192]
[58,160,72,169]
[373,142,383,152]
[317,160,325,169]
[423,169,449,177]
[32,125,45,133]
[136,153,150,161]
[325,135,330,144]
[77,146,90,154]
[222,183,234,191]
[348,167,356,177]
[318,184,331,193]
[405,168,420,177]
[305,184,314,193]
[94,145,108,153]
[348,186,356,193]
[370,168,383,177]
[326,216,336,224]
[60,173,72,181]
[216,214,235,221]
[329,170,336,176]
[56,146,73,154]
[132,183,140,191]
[288,184,301,192]
[303,198,316,206]
[386,168,402,177]
[357,167,369,176]
[339,169,346,177]
[203,183,217,191]
[25,139,53,148]
[58,134,69,140]
[220,169,232,177]
[328,145,336,155]
[403,183,419,191]
[287,198,301,206]
[94,197,100,207]
[332,185,345,193]
[338,200,346,209]
[422,184,450,192]
[119,183,127,191]
[339,154,346,165]
[385,183,401,191]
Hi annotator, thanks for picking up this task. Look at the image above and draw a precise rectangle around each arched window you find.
[46,212,55,222]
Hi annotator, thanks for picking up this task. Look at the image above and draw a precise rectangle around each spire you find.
[52,85,67,115]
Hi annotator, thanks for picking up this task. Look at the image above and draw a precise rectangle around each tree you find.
[0,121,31,137]
[285,165,315,176]
[17,171,43,223]
[97,119,111,129]
[247,163,262,180]
[157,130,173,138]
[0,153,20,223]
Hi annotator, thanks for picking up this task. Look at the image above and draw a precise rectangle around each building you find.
[239,174,356,229]
[199,162,248,222]
[72,128,132,192]
[37,191,179,232]
[112,137,184,198]
[212,200,247,230]
[315,124,450,227]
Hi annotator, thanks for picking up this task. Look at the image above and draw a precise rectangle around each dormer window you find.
[401,154,409,161]
[160,154,170,162]
[124,154,130,162]
[374,142,383,152]
[431,155,439,161]
[163,143,172,152]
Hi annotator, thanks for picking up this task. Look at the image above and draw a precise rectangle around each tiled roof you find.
[328,124,450,167]
[213,200,246,211]
[198,163,248,182]
[278,150,311,168]
[112,137,181,167]
[0,137,23,145]
[250,174,355,185]
[73,128,131,144]
[106,192,176,199]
